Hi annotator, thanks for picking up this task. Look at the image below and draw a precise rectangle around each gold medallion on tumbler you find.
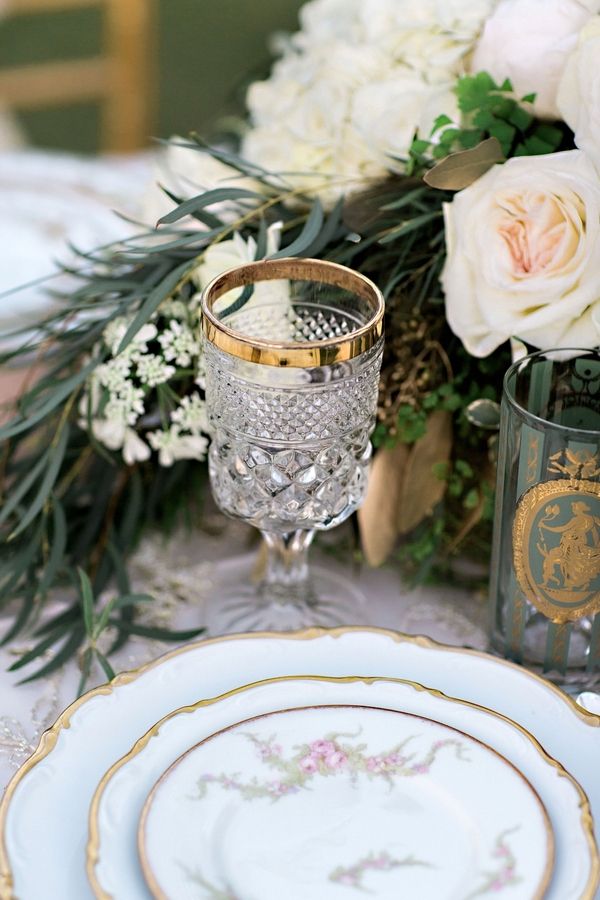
[513,448,600,624]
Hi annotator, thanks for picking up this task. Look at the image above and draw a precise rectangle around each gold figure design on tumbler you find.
[513,449,600,624]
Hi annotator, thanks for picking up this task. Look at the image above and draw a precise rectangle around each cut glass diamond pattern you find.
[205,311,382,533]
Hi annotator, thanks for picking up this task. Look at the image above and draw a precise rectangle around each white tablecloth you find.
[0,149,152,335]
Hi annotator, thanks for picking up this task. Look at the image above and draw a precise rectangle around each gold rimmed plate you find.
[87,675,592,899]
[0,628,598,899]
[138,701,553,900]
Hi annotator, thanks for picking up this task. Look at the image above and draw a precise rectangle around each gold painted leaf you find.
[397,410,452,536]
[423,137,504,191]
[358,441,410,566]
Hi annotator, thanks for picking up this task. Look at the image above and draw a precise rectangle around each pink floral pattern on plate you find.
[466,829,522,898]
[329,850,430,889]
[194,729,469,801]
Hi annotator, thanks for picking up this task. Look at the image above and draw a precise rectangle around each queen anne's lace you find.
[79,312,208,467]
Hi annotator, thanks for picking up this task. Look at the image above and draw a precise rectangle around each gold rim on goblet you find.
[200,257,385,368]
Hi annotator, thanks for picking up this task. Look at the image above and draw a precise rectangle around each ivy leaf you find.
[456,71,499,113]
[430,114,453,135]
[487,120,516,156]
[423,137,504,191]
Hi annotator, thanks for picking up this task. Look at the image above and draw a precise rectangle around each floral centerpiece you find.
[2,0,599,683]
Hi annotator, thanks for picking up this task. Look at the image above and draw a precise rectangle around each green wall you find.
[0,0,304,153]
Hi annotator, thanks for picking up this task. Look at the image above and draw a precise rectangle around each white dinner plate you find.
[1,627,599,900]
[89,676,590,900]
[139,704,552,900]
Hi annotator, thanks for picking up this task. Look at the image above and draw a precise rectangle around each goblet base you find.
[203,553,367,636]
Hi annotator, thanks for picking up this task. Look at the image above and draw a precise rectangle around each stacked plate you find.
[0,626,598,899]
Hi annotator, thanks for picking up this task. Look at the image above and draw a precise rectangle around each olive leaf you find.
[423,137,504,191]
[397,410,453,536]
[465,399,501,430]
[358,441,410,567]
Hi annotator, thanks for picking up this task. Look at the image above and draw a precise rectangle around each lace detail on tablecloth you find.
[0,677,62,771]
[0,522,489,793]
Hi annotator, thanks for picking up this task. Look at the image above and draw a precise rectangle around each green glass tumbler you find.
[490,348,600,691]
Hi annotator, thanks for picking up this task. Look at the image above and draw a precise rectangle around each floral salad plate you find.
[1,628,598,900]
[138,704,552,900]
[88,676,594,900]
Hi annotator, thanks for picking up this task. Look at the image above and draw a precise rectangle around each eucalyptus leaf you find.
[77,647,93,697]
[8,625,66,671]
[78,567,95,637]
[379,211,442,244]
[0,588,35,646]
[17,626,85,684]
[423,137,504,191]
[107,619,205,641]
[0,359,98,441]
[37,497,67,596]
[9,424,70,539]
[160,186,224,229]
[270,200,324,259]
[0,450,49,527]
[156,187,263,226]
[0,521,45,602]
[94,650,116,683]
[303,197,345,257]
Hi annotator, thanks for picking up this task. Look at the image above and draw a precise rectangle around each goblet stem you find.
[259,529,316,607]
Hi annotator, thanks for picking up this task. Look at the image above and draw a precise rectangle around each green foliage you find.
[408,72,566,175]
[0,71,540,679]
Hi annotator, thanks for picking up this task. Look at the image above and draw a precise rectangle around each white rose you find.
[140,141,261,227]
[557,17,600,173]
[194,223,291,327]
[471,0,600,119]
[351,79,458,161]
[441,150,600,356]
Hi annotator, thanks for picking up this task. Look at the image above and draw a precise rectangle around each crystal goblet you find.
[200,257,384,634]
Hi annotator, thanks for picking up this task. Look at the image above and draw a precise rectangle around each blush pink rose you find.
[442,150,600,355]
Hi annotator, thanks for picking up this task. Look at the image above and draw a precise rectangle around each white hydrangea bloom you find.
[242,0,495,203]
[158,320,200,367]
